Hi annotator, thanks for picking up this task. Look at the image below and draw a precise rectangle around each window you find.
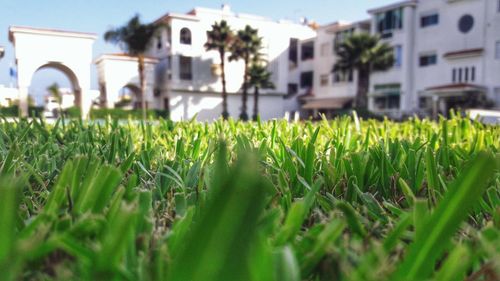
[320,74,329,86]
[373,84,401,110]
[376,8,404,35]
[453,67,477,83]
[495,41,500,60]
[495,88,500,106]
[179,56,192,80]
[300,71,314,89]
[301,41,314,60]
[419,54,437,67]
[419,97,431,109]
[333,69,353,83]
[334,28,354,51]
[180,28,192,45]
[320,43,330,56]
[374,96,400,110]
[289,38,299,67]
[394,45,402,67]
[157,36,162,49]
[421,14,439,28]
[287,83,298,96]
[458,15,474,34]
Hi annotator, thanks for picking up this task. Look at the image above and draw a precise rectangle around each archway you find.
[9,26,96,117]
[95,54,158,110]
[115,84,141,109]
[30,62,82,114]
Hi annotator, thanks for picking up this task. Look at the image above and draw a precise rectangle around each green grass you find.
[0,115,499,280]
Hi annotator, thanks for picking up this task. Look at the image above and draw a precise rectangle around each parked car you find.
[467,109,500,125]
[43,97,60,118]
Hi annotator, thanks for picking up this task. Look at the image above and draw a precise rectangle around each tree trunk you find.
[138,54,147,120]
[252,86,259,121]
[240,55,249,121]
[356,68,370,110]
[220,50,229,120]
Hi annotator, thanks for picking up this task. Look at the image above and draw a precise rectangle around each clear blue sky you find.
[0,0,394,103]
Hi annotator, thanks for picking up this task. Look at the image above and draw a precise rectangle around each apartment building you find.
[94,1,500,120]
[148,5,315,121]
[368,0,500,117]
[297,20,370,117]
[294,0,500,119]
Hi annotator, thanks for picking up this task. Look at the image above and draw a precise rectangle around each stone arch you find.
[9,26,96,117]
[31,62,82,108]
[95,54,158,109]
[116,83,142,109]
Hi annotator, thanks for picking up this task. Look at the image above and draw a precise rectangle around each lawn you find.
[0,114,499,280]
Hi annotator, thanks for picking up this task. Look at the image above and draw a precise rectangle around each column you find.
[432,95,439,120]
[18,86,29,117]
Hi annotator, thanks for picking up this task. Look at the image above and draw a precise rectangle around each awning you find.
[368,91,401,97]
[443,48,483,60]
[302,97,353,110]
[423,83,487,98]
[370,84,401,97]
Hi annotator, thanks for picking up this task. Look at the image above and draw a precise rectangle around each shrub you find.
[89,108,169,119]
[0,106,19,117]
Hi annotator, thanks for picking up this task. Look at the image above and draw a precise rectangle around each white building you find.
[4,2,498,120]
[368,0,500,117]
[297,20,370,117]
[291,0,500,119]
[147,5,316,121]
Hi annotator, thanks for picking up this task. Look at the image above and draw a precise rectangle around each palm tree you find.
[248,61,274,121]
[47,82,62,117]
[104,14,161,120]
[205,20,234,120]
[230,26,262,121]
[334,33,394,109]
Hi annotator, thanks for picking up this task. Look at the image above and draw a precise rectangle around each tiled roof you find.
[425,83,487,91]
[443,48,484,59]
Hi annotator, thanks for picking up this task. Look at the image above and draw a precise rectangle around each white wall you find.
[0,85,18,107]
[10,27,95,117]
[484,0,500,105]
[169,91,284,121]
[164,14,315,95]
[95,56,157,108]
[148,7,315,120]
[369,0,500,115]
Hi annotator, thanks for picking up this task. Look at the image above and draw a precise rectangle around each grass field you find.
[0,114,499,280]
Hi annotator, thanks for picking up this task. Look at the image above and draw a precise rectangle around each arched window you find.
[180,28,192,45]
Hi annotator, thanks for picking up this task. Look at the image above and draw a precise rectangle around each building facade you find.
[294,0,500,119]
[297,20,370,117]
[148,5,316,121]
[95,54,158,109]
[90,2,500,120]
[368,0,500,117]
[1,2,499,120]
